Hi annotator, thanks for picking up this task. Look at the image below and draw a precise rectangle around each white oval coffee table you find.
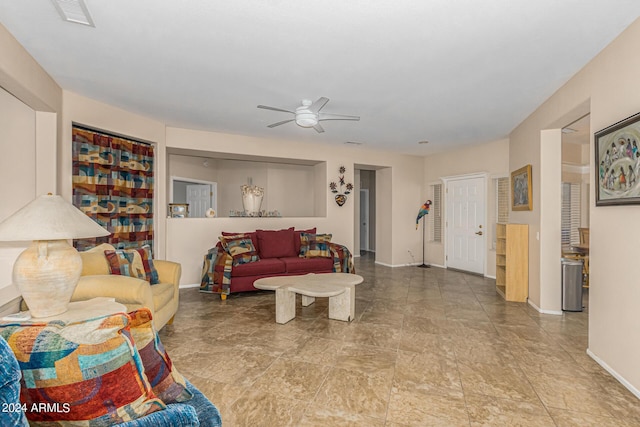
[254,273,364,324]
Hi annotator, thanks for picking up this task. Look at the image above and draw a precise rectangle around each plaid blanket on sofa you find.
[329,242,355,274]
[200,242,355,295]
[199,243,233,294]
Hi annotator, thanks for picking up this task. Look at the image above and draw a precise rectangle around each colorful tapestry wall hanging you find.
[72,126,154,251]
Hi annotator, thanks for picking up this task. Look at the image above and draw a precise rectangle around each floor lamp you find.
[416,200,432,268]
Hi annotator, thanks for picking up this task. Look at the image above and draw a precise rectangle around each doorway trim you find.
[169,176,218,217]
[440,172,489,276]
[359,188,370,251]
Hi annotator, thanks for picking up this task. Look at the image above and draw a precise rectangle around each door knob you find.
[475,231,483,236]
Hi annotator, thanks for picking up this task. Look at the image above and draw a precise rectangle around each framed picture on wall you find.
[594,111,640,206]
[511,164,532,211]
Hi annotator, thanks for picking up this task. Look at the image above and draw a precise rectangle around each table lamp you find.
[0,194,110,317]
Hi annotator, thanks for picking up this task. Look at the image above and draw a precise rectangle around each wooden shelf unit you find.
[495,223,528,302]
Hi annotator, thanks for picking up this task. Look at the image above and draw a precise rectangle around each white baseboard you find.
[485,274,496,280]
[527,298,563,315]
[179,283,200,289]
[587,348,640,399]
[374,261,444,269]
[374,261,397,267]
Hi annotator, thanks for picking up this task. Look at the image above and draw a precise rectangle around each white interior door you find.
[360,189,369,251]
[446,176,486,274]
[186,184,212,218]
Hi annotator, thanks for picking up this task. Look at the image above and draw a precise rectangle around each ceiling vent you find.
[51,0,95,27]
[344,141,363,145]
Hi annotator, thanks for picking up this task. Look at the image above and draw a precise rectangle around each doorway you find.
[561,113,590,309]
[359,189,370,251]
[444,174,487,275]
[170,176,217,218]
[357,169,377,255]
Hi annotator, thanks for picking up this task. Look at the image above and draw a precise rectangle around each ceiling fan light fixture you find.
[295,112,318,127]
[259,97,358,133]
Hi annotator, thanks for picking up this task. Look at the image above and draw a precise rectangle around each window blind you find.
[492,177,509,248]
[561,182,581,247]
[497,177,510,223]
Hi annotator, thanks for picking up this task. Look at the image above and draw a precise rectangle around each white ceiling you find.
[2,1,640,155]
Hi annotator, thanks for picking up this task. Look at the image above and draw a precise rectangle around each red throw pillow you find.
[256,227,296,258]
[294,228,317,254]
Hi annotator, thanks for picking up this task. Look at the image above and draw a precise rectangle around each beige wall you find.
[375,167,393,264]
[510,18,640,393]
[0,88,36,305]
[213,159,317,217]
[0,25,61,113]
[562,141,583,164]
[423,139,510,275]
[168,154,219,186]
[0,25,61,308]
[266,163,318,217]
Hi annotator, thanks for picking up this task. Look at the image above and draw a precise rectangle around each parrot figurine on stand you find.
[416,200,432,268]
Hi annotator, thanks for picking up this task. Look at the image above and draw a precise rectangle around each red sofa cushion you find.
[280,256,333,274]
[294,228,316,255]
[231,258,286,277]
[222,231,259,253]
[256,227,296,258]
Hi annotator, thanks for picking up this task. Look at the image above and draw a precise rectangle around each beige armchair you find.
[72,244,181,330]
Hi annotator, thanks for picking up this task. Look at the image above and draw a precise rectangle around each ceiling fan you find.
[257,97,360,133]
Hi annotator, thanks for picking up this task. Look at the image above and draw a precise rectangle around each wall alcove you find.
[167,148,327,218]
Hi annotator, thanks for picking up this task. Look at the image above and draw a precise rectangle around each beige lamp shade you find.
[0,194,110,318]
[0,194,110,241]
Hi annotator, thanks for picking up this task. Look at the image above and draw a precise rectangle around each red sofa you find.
[200,227,354,299]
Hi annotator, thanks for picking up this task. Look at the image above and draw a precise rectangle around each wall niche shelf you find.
[167,148,327,218]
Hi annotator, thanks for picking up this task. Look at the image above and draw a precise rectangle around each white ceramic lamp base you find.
[13,240,82,318]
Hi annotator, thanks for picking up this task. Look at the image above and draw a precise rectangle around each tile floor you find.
[159,253,640,426]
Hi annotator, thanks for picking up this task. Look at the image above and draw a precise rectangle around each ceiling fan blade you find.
[318,113,360,121]
[267,119,295,128]
[258,105,294,114]
[313,123,325,133]
[308,97,329,113]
